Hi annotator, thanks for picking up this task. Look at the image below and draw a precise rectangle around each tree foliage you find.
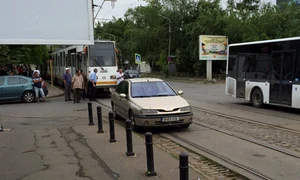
[95,0,300,76]
[0,45,48,66]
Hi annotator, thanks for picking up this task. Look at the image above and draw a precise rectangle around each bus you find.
[225,37,300,109]
[50,40,118,92]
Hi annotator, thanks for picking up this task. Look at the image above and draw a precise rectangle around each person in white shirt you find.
[116,69,124,85]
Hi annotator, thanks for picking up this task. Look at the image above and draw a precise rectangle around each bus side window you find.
[228,56,237,78]
[294,54,300,82]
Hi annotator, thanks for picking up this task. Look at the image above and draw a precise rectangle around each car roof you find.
[1,75,33,81]
[128,78,163,83]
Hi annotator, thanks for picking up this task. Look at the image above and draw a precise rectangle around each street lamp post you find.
[158,14,171,61]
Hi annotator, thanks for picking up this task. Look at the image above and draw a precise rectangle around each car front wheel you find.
[111,103,121,120]
[129,110,138,131]
[23,91,35,103]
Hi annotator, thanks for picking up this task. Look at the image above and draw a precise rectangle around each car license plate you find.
[161,117,179,122]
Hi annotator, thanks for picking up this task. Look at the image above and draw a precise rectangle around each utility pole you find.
[158,14,172,73]
[158,14,171,59]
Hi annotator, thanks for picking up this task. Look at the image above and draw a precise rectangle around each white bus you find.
[225,37,300,109]
[50,40,118,92]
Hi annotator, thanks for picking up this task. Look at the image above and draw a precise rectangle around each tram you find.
[49,40,118,92]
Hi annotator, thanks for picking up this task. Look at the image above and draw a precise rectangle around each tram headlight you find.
[110,75,116,79]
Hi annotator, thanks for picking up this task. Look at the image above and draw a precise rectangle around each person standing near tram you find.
[89,68,98,101]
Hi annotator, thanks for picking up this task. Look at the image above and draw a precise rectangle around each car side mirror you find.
[120,93,127,98]
[178,90,184,95]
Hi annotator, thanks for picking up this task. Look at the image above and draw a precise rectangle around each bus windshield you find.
[89,42,116,67]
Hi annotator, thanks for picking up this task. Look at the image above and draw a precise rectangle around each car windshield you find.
[131,81,176,98]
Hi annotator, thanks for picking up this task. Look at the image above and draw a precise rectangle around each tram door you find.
[270,51,294,106]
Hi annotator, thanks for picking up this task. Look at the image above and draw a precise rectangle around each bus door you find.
[236,54,247,98]
[270,51,295,105]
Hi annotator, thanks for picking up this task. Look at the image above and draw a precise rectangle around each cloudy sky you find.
[93,0,147,23]
[93,0,276,23]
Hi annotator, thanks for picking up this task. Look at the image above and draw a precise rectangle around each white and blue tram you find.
[49,40,118,91]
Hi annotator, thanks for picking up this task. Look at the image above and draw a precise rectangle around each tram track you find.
[191,106,300,134]
[163,133,273,180]
[192,106,300,155]
[95,100,274,179]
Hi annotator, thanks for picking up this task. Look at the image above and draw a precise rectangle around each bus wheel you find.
[251,88,263,108]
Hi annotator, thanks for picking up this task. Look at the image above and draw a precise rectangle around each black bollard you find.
[179,152,189,180]
[97,106,104,133]
[88,102,94,125]
[109,111,117,143]
[145,132,157,176]
[125,119,135,156]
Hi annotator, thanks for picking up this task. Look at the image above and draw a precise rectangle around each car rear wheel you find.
[23,91,35,103]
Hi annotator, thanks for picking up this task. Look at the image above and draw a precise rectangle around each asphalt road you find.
[100,80,300,129]
[96,80,300,180]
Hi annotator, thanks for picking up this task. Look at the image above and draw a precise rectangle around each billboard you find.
[199,35,228,60]
[0,0,94,45]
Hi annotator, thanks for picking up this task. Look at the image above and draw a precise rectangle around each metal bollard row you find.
[125,119,135,156]
[88,102,94,126]
[87,103,189,179]
[108,111,117,143]
[97,106,104,133]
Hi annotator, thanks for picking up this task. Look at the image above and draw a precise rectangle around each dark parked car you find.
[0,75,48,103]
[124,70,141,79]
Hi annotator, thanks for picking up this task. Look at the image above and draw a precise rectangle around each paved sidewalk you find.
[46,82,64,98]
[73,102,206,180]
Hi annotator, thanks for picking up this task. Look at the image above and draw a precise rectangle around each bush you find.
[163,65,169,78]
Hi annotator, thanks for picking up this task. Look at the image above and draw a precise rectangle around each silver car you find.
[111,78,193,129]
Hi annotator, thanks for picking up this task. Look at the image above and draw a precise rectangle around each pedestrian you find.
[63,68,72,101]
[80,70,88,101]
[116,69,125,85]
[89,68,98,101]
[72,69,84,103]
[32,71,46,102]
[0,66,7,76]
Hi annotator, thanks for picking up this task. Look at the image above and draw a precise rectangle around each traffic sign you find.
[135,53,141,64]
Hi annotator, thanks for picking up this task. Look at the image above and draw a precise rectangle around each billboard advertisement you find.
[199,35,228,60]
[0,0,94,45]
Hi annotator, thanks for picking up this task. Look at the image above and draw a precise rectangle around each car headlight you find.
[180,106,191,111]
[140,109,158,114]
[110,75,116,79]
